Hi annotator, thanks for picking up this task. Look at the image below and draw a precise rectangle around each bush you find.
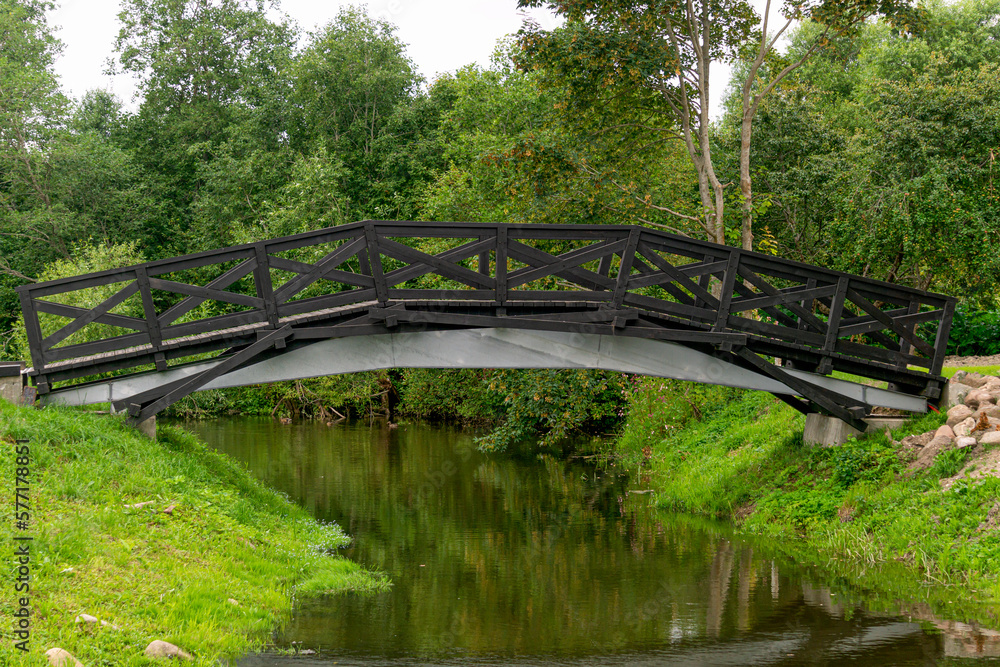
[944,305,1000,357]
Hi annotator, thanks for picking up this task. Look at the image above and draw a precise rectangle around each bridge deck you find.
[16,221,956,429]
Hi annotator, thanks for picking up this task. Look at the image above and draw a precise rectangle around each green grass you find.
[617,379,1000,627]
[0,402,389,666]
[942,364,1000,378]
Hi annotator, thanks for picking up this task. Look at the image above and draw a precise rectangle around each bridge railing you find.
[17,221,955,396]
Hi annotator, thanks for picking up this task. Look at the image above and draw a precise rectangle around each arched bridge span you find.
[16,221,956,430]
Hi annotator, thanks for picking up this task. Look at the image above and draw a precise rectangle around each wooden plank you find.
[129,325,293,423]
[18,292,46,373]
[505,240,615,291]
[35,299,148,334]
[728,284,837,316]
[376,237,496,289]
[272,236,368,304]
[610,228,641,308]
[496,225,508,306]
[735,265,830,333]
[506,239,626,289]
[41,282,142,351]
[148,277,264,309]
[712,252,741,333]
[158,258,257,327]
[381,237,495,287]
[135,267,163,356]
[635,241,721,309]
[845,288,935,357]
[275,289,377,317]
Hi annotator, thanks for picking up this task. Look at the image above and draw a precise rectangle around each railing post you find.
[610,228,640,308]
[818,276,850,375]
[17,289,48,393]
[254,244,280,329]
[930,299,956,377]
[496,225,508,314]
[363,222,389,306]
[134,267,167,370]
[712,251,741,335]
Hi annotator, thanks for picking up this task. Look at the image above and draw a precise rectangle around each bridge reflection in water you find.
[178,419,996,666]
[19,222,956,433]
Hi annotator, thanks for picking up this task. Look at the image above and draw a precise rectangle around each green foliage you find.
[831,436,901,488]
[474,369,629,452]
[944,305,1000,356]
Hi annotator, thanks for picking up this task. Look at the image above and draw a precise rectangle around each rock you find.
[75,613,98,624]
[45,648,83,667]
[952,370,968,383]
[965,390,994,409]
[911,435,954,470]
[162,504,176,515]
[228,598,240,606]
[934,425,955,440]
[955,417,977,438]
[947,404,974,427]
[980,431,1000,446]
[965,373,987,388]
[901,432,933,449]
[144,640,193,661]
[956,436,978,449]
[976,404,1000,420]
[100,620,121,630]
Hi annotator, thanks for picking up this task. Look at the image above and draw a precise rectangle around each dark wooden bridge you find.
[17,221,956,430]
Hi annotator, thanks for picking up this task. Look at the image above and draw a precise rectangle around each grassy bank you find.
[617,376,1000,626]
[0,402,388,666]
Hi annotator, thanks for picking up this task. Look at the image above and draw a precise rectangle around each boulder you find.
[952,370,968,383]
[965,373,988,388]
[977,404,1000,420]
[956,436,978,449]
[900,432,932,449]
[980,431,1000,446]
[965,390,994,410]
[144,640,193,661]
[934,425,955,441]
[947,404,974,427]
[954,417,977,438]
[911,435,954,470]
[45,648,83,667]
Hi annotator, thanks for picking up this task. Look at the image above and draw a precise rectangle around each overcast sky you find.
[47,0,749,119]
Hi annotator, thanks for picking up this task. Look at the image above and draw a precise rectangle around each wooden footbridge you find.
[16,221,956,431]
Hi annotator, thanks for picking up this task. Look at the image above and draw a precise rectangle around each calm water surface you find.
[180,418,1000,665]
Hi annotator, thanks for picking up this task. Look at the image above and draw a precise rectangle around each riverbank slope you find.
[0,402,388,666]
[617,376,1000,627]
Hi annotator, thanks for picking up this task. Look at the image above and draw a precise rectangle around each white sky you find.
[47,0,766,120]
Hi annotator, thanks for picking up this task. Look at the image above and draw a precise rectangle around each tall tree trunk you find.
[740,107,754,251]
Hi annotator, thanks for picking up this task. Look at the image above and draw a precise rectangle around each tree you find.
[288,6,428,220]
[518,0,756,245]
[109,0,296,252]
[518,0,920,250]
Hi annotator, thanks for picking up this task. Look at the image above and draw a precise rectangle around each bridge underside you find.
[45,328,928,416]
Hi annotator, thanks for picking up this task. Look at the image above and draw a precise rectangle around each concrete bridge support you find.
[803,413,910,447]
[0,362,25,404]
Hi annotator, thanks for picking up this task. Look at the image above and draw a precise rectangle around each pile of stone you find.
[901,371,1000,470]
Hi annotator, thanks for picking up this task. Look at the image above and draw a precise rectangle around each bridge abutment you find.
[804,413,910,447]
[0,362,25,404]
[135,416,156,440]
